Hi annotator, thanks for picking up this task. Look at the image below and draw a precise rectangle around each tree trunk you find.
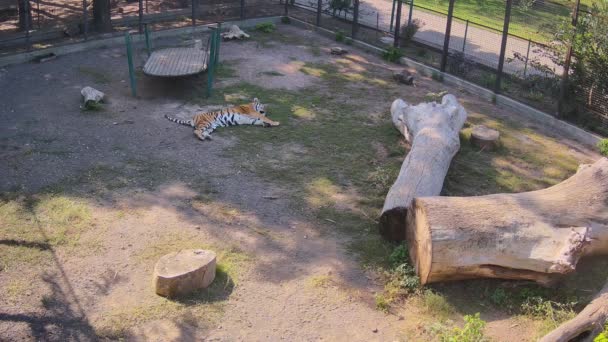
[379,94,468,241]
[18,0,32,32]
[540,278,608,342]
[407,158,608,285]
[93,0,112,32]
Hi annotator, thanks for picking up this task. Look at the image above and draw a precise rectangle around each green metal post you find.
[207,29,217,98]
[408,0,414,26]
[125,32,137,97]
[144,23,151,55]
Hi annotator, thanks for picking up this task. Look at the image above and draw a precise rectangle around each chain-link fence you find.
[287,0,607,134]
[0,0,283,55]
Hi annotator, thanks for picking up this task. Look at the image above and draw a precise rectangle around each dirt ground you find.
[0,24,605,341]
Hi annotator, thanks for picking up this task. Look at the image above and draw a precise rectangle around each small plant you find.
[388,244,408,267]
[595,323,608,342]
[375,293,389,312]
[521,296,576,324]
[281,16,291,24]
[345,38,353,45]
[382,47,403,63]
[255,22,276,33]
[440,313,488,342]
[490,288,508,306]
[431,71,444,82]
[424,90,447,102]
[598,139,608,156]
[335,30,345,42]
[400,19,422,47]
[446,51,473,77]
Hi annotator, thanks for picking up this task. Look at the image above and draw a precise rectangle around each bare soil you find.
[0,24,604,341]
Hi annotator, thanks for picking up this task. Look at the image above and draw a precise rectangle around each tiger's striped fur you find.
[164,98,279,140]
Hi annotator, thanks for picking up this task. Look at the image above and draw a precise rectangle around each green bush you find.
[255,22,276,33]
[388,244,408,267]
[400,19,422,46]
[382,47,403,63]
[440,313,488,342]
[281,16,291,24]
[335,30,345,42]
[598,139,608,156]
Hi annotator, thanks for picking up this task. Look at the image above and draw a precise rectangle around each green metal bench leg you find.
[125,32,137,98]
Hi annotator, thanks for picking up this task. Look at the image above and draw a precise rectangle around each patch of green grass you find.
[215,62,238,78]
[335,30,346,42]
[375,293,390,312]
[78,66,112,84]
[439,313,488,342]
[423,290,455,319]
[259,70,285,77]
[255,22,276,33]
[382,47,403,63]
[598,139,608,156]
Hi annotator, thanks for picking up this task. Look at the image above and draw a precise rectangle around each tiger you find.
[164,98,280,141]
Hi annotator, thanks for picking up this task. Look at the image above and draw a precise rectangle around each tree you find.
[93,0,112,32]
[17,0,32,32]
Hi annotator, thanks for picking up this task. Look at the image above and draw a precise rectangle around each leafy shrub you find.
[281,16,291,24]
[431,71,444,82]
[490,288,508,306]
[389,244,408,267]
[382,47,403,63]
[595,323,608,342]
[447,51,474,77]
[375,293,389,312]
[521,296,576,324]
[400,19,423,46]
[598,139,608,156]
[255,22,276,33]
[440,313,488,342]
[391,263,420,291]
[335,30,345,42]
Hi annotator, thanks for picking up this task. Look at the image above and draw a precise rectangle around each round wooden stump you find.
[153,249,216,298]
[471,125,500,150]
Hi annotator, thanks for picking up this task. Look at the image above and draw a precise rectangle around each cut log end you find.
[470,125,500,151]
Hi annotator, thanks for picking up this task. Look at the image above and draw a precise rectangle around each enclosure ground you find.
[0,24,606,341]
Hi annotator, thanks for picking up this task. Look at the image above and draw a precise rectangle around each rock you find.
[380,36,393,45]
[393,70,414,85]
[330,47,348,55]
[127,319,197,342]
[153,249,216,297]
[81,86,105,109]
[470,125,500,150]
[221,25,250,40]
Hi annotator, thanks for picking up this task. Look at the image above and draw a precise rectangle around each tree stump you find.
[153,249,216,297]
[470,125,500,150]
[379,94,468,241]
[406,158,608,285]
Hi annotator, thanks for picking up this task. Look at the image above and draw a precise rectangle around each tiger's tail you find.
[164,115,193,127]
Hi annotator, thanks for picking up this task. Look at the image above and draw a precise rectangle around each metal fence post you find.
[191,0,197,27]
[240,0,245,19]
[144,23,151,55]
[138,0,144,33]
[316,0,322,26]
[440,0,456,72]
[393,0,403,47]
[207,28,218,98]
[523,38,531,76]
[215,23,221,66]
[558,0,581,117]
[24,0,31,51]
[390,0,396,32]
[284,0,289,16]
[407,0,414,26]
[462,19,469,52]
[82,0,88,40]
[494,0,513,93]
[352,0,359,39]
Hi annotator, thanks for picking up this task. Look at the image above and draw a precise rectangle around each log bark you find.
[540,278,608,342]
[407,158,608,285]
[379,94,468,241]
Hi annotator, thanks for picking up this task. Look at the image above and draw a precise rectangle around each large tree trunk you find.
[407,158,608,285]
[93,0,112,32]
[540,279,608,342]
[379,94,468,241]
[18,0,32,32]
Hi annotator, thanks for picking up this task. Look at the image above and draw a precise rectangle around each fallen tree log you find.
[379,94,468,241]
[540,278,608,342]
[406,157,608,285]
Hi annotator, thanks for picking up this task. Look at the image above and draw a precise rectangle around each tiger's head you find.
[246,98,280,127]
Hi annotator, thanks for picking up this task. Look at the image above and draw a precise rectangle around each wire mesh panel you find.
[244,0,284,19]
